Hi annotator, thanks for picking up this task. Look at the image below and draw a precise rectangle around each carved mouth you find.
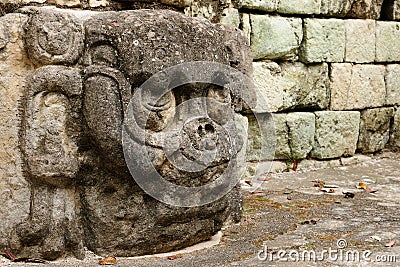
[158,161,229,187]
[143,98,173,112]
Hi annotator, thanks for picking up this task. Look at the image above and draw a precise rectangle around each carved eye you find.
[206,86,231,104]
[135,90,176,132]
[142,90,174,112]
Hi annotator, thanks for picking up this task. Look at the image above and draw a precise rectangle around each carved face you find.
[82,11,253,189]
[18,7,254,258]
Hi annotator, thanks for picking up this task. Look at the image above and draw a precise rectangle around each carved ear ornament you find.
[23,8,84,66]
[21,66,82,185]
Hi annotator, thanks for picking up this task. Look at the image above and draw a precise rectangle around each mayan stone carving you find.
[3,7,253,259]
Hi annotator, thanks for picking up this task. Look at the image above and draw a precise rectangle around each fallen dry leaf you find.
[244,180,253,186]
[310,218,321,224]
[299,218,320,225]
[293,160,298,171]
[13,257,46,263]
[0,250,46,264]
[313,180,326,188]
[357,182,377,193]
[370,235,382,242]
[4,250,16,261]
[343,192,355,198]
[357,182,367,189]
[365,186,377,193]
[324,184,339,188]
[99,256,117,265]
[385,240,397,247]
[167,254,183,260]
[320,188,335,193]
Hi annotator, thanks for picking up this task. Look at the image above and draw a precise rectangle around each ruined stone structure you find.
[0,6,251,259]
[2,0,400,261]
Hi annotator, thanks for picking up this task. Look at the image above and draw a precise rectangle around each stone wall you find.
[0,3,399,169]
[181,0,400,165]
[0,1,399,176]
[60,0,400,166]
[36,0,399,164]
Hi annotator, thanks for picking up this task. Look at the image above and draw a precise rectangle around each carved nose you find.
[197,123,214,134]
[196,123,217,151]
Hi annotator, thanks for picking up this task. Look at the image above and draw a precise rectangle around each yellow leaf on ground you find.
[357,182,367,189]
[385,240,397,247]
[99,256,117,265]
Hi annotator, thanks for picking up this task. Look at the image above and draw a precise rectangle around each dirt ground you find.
[2,151,400,266]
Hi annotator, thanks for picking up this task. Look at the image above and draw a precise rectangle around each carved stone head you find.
[10,7,254,259]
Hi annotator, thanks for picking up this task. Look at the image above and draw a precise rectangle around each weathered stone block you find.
[246,114,263,162]
[160,0,192,7]
[358,107,394,153]
[252,61,283,113]
[277,0,321,14]
[246,113,289,161]
[344,19,375,63]
[241,13,251,44]
[250,15,302,60]
[376,21,400,62]
[280,62,329,110]
[287,112,315,159]
[0,13,33,251]
[252,62,329,112]
[311,111,360,159]
[346,0,384,19]
[1,7,252,260]
[219,7,240,28]
[300,18,345,63]
[88,0,109,7]
[385,64,400,106]
[321,0,383,19]
[320,0,353,16]
[273,113,291,160]
[235,113,249,181]
[184,1,218,20]
[253,62,329,113]
[236,0,277,11]
[390,108,400,147]
[47,0,81,7]
[330,63,386,110]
